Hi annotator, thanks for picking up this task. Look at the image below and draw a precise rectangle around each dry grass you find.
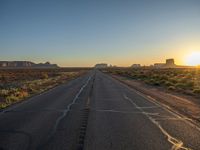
[0,68,90,108]
[103,67,200,98]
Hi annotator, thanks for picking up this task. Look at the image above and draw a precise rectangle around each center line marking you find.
[37,74,93,149]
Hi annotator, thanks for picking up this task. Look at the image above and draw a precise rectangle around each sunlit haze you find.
[1,0,200,67]
[185,51,200,66]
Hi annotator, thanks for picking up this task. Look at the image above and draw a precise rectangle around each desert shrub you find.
[164,81,174,87]
[6,95,20,103]
[139,74,147,79]
[146,79,160,86]
[25,84,36,93]
[193,89,200,94]
[15,90,28,98]
[0,75,6,82]
[168,86,176,91]
[152,75,159,79]
[153,81,161,86]
[160,79,167,84]
[21,84,28,90]
[149,79,155,84]
[41,73,49,79]
[179,78,188,83]
[0,89,9,96]
[9,88,19,95]
[175,83,186,89]
[185,74,193,79]
[159,75,168,80]
[184,81,194,88]
[169,78,178,84]
[28,87,37,93]
[0,103,7,108]
[144,79,150,84]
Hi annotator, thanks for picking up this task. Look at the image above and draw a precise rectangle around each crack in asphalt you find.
[135,91,200,132]
[124,94,192,150]
[37,75,93,150]
[90,109,189,122]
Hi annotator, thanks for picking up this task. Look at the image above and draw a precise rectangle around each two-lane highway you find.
[0,70,200,150]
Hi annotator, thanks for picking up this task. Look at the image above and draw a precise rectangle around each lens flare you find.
[186,51,200,66]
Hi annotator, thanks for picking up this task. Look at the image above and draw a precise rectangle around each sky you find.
[0,0,200,67]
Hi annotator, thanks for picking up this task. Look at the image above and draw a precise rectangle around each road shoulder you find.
[108,74,200,125]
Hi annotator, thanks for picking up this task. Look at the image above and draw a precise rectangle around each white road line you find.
[155,118,189,121]
[123,94,192,150]
[92,109,160,115]
[135,106,160,109]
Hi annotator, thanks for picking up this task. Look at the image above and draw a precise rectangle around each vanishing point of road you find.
[0,70,200,150]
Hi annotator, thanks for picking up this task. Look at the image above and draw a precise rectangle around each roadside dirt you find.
[111,74,200,124]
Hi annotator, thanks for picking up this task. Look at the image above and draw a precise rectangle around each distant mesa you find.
[154,59,176,68]
[95,63,108,68]
[34,61,58,68]
[153,58,192,68]
[0,61,59,68]
[131,58,194,68]
[131,59,179,68]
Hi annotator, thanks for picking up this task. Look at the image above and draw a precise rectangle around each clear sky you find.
[1,0,200,67]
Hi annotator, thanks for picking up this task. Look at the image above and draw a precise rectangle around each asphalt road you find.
[0,70,200,150]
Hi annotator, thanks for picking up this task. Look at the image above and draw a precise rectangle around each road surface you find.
[0,70,200,150]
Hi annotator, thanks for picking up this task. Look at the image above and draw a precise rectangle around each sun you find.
[186,51,200,66]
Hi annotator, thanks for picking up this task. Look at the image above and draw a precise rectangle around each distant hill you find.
[33,62,59,68]
[0,61,59,68]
